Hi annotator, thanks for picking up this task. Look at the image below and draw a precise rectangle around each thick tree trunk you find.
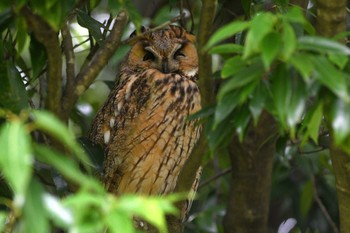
[224,112,277,233]
[315,1,350,232]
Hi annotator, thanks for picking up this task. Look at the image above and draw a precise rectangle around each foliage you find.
[0,0,179,233]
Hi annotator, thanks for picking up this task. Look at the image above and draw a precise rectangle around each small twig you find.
[123,13,185,45]
[102,14,114,39]
[73,37,90,49]
[199,168,232,189]
[311,176,339,233]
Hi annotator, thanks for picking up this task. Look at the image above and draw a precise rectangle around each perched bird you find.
[89,25,202,217]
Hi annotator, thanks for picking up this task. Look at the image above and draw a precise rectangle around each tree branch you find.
[21,6,62,118]
[61,10,129,121]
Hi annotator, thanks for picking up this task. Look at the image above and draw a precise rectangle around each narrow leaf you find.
[261,32,281,69]
[209,43,244,54]
[298,36,350,55]
[331,99,350,145]
[0,121,32,205]
[205,21,250,50]
[221,56,245,78]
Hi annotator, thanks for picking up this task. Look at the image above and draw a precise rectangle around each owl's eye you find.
[143,51,156,61]
[174,49,185,59]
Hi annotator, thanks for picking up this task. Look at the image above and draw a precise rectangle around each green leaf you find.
[221,56,246,78]
[15,16,29,53]
[290,53,315,82]
[249,82,268,124]
[298,36,350,55]
[312,56,349,101]
[207,116,235,151]
[0,121,32,205]
[261,32,281,69]
[43,193,73,227]
[0,212,6,233]
[281,22,297,60]
[218,58,264,98]
[331,99,350,145]
[33,144,100,190]
[209,43,244,54]
[328,53,348,69]
[214,91,239,128]
[283,7,315,35]
[106,210,134,233]
[22,179,50,233]
[0,8,12,33]
[300,180,314,217]
[233,106,251,142]
[205,21,250,50]
[243,12,276,58]
[0,58,29,113]
[302,101,323,144]
[31,110,91,165]
[76,10,104,42]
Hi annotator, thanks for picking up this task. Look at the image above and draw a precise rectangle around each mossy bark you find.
[224,112,277,233]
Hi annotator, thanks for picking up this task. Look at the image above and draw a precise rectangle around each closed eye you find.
[143,51,156,61]
[174,49,185,59]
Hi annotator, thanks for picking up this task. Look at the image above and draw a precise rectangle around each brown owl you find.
[89,25,201,218]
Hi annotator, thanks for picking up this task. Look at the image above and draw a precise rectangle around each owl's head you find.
[122,25,198,77]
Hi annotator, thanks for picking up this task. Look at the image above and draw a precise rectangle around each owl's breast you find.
[104,69,201,195]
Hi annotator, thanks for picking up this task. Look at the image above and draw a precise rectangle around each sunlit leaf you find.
[22,179,50,233]
[0,121,32,205]
[298,36,350,55]
[31,110,91,165]
[302,101,323,144]
[261,32,281,69]
[209,43,244,54]
[106,210,134,233]
[328,53,348,69]
[205,21,250,50]
[283,7,315,35]
[290,53,315,82]
[221,56,245,78]
[33,144,100,190]
[281,22,297,60]
[43,193,73,228]
[244,12,276,58]
[312,56,349,101]
[218,58,264,99]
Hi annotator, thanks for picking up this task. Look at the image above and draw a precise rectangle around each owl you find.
[89,25,201,219]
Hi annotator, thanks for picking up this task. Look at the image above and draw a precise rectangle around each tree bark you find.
[224,112,278,233]
[315,0,349,232]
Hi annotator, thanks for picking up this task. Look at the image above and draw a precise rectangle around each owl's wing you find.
[88,72,150,189]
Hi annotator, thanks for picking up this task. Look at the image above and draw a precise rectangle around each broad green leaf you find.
[281,22,297,60]
[221,56,245,78]
[283,7,315,35]
[249,82,268,124]
[106,210,134,233]
[209,43,244,54]
[298,36,350,55]
[22,179,50,233]
[271,64,290,128]
[205,21,250,50]
[331,99,350,145]
[290,53,315,82]
[33,144,100,190]
[328,53,348,69]
[312,56,349,101]
[233,106,251,142]
[0,58,29,113]
[76,10,104,42]
[244,12,276,58]
[0,8,12,33]
[0,121,32,205]
[218,58,264,98]
[302,101,323,144]
[207,116,235,151]
[261,32,281,69]
[31,110,91,165]
[214,91,239,128]
[300,180,313,217]
[15,16,29,53]
[29,34,47,79]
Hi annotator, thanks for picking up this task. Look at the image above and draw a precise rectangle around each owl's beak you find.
[161,60,169,74]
